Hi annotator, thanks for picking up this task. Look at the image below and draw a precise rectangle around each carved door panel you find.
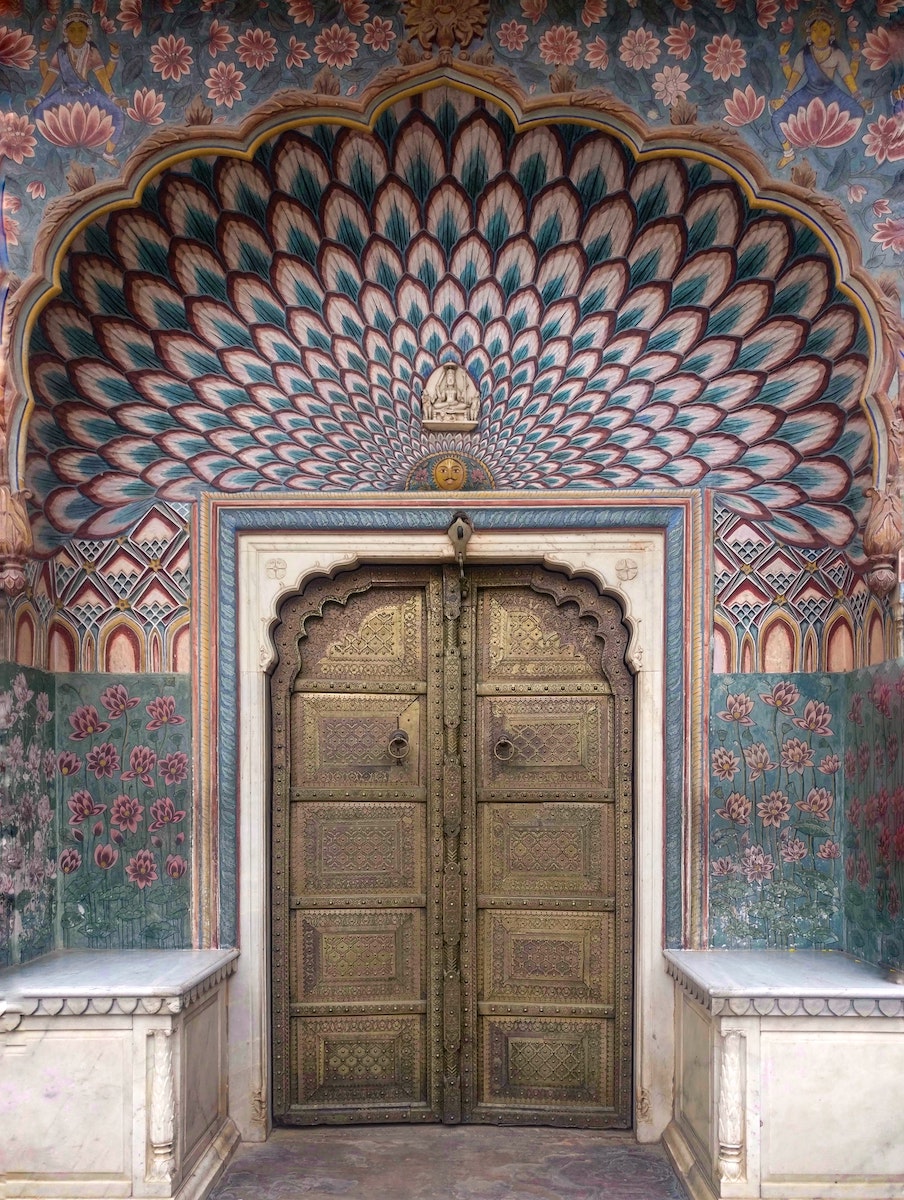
[271,565,633,1128]
[271,572,445,1125]
[461,568,634,1128]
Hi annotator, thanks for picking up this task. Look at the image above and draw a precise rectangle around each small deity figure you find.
[27,6,125,167]
[421,364,479,430]
[770,14,873,170]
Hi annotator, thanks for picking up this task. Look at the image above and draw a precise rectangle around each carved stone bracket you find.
[0,485,32,595]
[717,1030,745,1183]
[863,485,902,597]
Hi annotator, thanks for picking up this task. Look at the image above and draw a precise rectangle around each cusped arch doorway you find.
[269,562,634,1128]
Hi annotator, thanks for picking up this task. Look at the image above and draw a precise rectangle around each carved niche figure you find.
[421,363,479,431]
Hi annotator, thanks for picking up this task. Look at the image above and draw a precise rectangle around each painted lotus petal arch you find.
[20,91,875,557]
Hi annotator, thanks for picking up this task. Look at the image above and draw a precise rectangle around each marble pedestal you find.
[662,950,904,1200]
[0,949,240,1200]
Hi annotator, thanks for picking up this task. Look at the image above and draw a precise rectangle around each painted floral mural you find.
[55,673,191,949]
[0,2,902,273]
[0,663,56,967]
[709,672,844,948]
[843,660,904,971]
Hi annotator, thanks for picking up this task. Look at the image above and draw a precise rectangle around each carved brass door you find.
[271,565,633,1128]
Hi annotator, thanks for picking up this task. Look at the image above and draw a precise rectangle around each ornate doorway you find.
[270,563,634,1128]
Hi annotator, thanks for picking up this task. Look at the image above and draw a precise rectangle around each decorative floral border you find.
[709,672,844,948]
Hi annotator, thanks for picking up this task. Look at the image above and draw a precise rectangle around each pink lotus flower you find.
[36,103,115,150]
[288,0,315,22]
[165,853,188,879]
[739,844,775,883]
[665,20,694,59]
[205,61,245,108]
[521,0,547,21]
[756,0,778,28]
[711,857,736,875]
[117,0,143,36]
[584,35,608,69]
[363,16,394,49]
[862,25,900,71]
[760,681,799,713]
[780,98,860,149]
[723,85,765,127]
[711,746,740,781]
[26,180,45,199]
[0,113,36,163]
[145,696,185,730]
[779,835,807,864]
[539,24,581,66]
[798,786,833,819]
[69,704,110,740]
[498,19,528,52]
[68,790,105,824]
[285,35,310,66]
[110,794,143,832]
[581,0,605,26]
[717,692,755,725]
[652,65,690,106]
[857,851,870,888]
[848,693,863,725]
[126,87,165,125]
[58,750,81,776]
[847,184,866,203]
[816,839,841,860]
[237,27,276,69]
[758,790,791,827]
[86,742,120,778]
[818,754,840,774]
[100,684,140,718]
[703,33,745,81]
[58,848,82,875]
[791,699,833,735]
[0,24,35,69]
[863,115,904,166]
[780,737,814,773]
[314,22,358,67]
[894,827,904,861]
[121,745,157,785]
[207,19,233,57]
[125,849,157,889]
[619,26,659,69]
[94,843,119,869]
[872,218,904,253]
[150,34,193,81]
[149,796,186,831]
[743,741,776,779]
[158,751,189,785]
[715,791,751,825]
[339,0,368,23]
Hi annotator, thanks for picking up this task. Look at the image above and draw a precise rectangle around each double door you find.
[270,564,634,1127]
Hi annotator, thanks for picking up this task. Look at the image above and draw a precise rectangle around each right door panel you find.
[465,567,634,1128]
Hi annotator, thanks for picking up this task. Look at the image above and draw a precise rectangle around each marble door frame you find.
[220,510,677,1146]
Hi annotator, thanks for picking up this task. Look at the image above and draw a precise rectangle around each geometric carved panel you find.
[478,695,612,792]
[294,909,424,1004]
[300,590,426,682]
[478,803,614,904]
[478,589,604,683]
[292,693,422,789]
[479,911,613,1006]
[294,1015,427,1108]
[292,802,426,904]
[480,1017,611,1109]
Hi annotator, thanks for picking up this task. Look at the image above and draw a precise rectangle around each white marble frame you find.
[228,527,673,1144]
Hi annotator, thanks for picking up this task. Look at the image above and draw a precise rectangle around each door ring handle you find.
[493,736,515,762]
[388,729,410,761]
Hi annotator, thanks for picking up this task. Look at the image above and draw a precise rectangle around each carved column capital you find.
[0,485,32,595]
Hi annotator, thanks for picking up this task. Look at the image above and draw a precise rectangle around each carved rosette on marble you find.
[0,485,32,595]
[147,1028,176,1183]
[717,1030,745,1183]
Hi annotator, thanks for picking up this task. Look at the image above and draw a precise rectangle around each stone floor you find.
[208,1126,687,1200]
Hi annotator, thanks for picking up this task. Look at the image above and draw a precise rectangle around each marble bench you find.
[0,948,240,1200]
[662,949,904,1200]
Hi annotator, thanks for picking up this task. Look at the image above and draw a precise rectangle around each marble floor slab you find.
[208,1126,687,1200]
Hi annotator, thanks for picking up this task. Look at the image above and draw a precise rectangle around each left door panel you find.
[271,572,444,1124]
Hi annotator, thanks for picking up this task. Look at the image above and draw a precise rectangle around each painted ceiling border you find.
[197,489,703,951]
[5,61,898,493]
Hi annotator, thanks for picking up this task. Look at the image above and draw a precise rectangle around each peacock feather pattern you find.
[26,90,871,556]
